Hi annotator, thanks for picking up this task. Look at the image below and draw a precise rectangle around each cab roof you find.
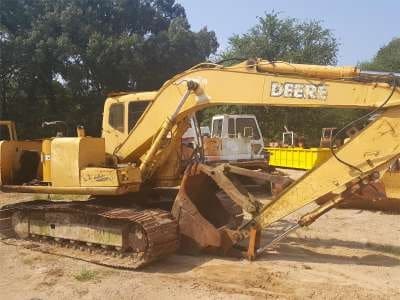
[105,91,158,105]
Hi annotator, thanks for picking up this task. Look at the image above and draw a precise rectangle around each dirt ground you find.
[0,192,399,300]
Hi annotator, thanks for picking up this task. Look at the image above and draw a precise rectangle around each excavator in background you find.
[1,59,400,268]
[0,121,17,141]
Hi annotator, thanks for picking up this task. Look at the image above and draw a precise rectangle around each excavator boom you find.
[115,60,400,163]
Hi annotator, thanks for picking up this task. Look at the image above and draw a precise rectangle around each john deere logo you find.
[271,82,327,100]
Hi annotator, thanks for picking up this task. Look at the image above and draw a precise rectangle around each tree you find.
[360,38,400,72]
[200,12,363,146]
[0,0,218,137]
[221,12,338,65]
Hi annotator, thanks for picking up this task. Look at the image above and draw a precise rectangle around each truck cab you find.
[204,114,265,162]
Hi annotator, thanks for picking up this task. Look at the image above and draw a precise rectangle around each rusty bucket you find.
[171,164,242,254]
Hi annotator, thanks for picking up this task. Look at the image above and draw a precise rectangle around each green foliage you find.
[74,268,97,282]
[0,0,218,137]
[221,12,338,65]
[200,12,365,146]
[360,38,400,72]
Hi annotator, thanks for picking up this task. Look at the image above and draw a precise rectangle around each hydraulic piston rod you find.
[254,193,347,256]
[140,80,199,181]
[255,59,360,79]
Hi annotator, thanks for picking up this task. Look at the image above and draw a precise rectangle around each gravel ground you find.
[1,192,399,299]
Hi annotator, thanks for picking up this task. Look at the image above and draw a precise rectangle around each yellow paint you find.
[28,213,123,246]
[42,139,52,182]
[256,107,400,229]
[51,137,105,187]
[266,147,332,170]
[255,59,359,79]
[80,166,141,187]
[102,91,157,155]
[381,171,400,199]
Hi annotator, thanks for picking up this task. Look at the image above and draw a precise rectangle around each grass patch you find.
[74,268,98,282]
[22,256,37,265]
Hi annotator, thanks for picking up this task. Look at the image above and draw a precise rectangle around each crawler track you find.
[0,200,179,269]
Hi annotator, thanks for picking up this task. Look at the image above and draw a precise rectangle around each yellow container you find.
[266,147,332,170]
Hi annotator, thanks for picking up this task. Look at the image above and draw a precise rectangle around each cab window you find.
[0,125,11,140]
[109,103,124,132]
[236,118,260,139]
[228,118,235,138]
[211,119,223,138]
[128,101,150,132]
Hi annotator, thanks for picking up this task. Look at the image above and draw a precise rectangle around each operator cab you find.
[103,93,265,165]
[102,91,156,154]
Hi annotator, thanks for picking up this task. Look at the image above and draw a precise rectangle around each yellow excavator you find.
[1,59,400,268]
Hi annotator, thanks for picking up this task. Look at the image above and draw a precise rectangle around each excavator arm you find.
[251,106,400,229]
[237,105,400,258]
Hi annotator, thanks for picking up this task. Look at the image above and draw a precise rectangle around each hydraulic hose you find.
[330,77,398,174]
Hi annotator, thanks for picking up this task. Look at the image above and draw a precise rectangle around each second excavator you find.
[1,59,400,268]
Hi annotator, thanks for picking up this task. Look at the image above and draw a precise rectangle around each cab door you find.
[102,102,127,155]
[234,116,264,160]
[222,116,252,160]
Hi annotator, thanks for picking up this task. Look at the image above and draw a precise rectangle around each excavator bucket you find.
[315,171,400,212]
[340,178,400,212]
[172,163,293,255]
[171,164,241,254]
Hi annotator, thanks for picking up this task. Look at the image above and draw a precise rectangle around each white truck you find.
[183,114,265,162]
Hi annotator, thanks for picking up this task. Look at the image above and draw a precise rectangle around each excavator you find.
[1,59,400,268]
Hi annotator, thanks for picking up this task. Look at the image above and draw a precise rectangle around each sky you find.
[177,0,399,66]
